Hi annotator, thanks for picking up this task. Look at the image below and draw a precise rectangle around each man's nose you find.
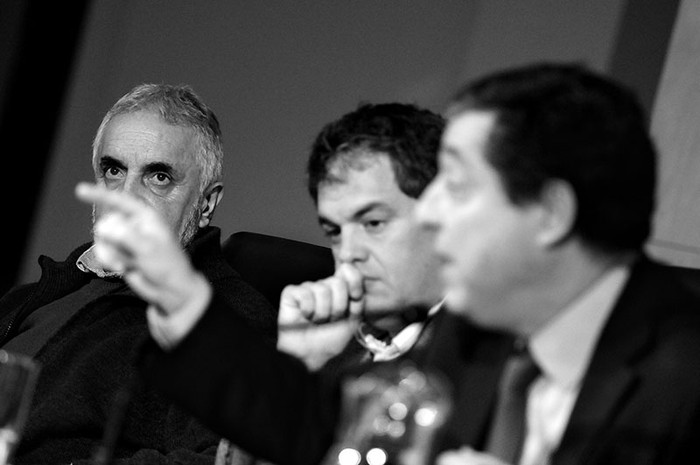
[119,176,147,201]
[335,228,368,264]
[415,180,442,230]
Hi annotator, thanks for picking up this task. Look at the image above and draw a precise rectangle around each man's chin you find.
[362,295,402,317]
[362,295,433,323]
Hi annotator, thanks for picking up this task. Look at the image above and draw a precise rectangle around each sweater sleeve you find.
[138,292,342,465]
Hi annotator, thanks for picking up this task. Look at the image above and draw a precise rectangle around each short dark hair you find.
[449,62,657,253]
[307,102,445,202]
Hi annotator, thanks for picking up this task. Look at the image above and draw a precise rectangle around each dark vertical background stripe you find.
[0,1,92,294]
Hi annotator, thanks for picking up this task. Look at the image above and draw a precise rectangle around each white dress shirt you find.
[359,299,445,362]
[519,264,631,465]
[77,244,122,278]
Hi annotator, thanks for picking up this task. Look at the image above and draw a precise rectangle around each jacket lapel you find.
[553,258,673,465]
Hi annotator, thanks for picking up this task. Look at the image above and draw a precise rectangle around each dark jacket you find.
[140,257,700,465]
[424,258,700,465]
[0,226,276,465]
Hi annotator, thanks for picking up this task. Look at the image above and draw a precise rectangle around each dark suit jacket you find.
[421,257,700,465]
[140,257,700,465]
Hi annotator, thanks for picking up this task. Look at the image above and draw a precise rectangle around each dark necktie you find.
[485,346,541,464]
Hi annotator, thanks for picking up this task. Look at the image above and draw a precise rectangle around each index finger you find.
[75,182,145,216]
[334,263,364,301]
[334,263,365,317]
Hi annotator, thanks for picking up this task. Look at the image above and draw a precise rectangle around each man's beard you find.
[179,201,203,248]
[91,200,203,249]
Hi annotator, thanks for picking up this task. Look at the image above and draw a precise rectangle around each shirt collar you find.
[529,263,631,388]
[76,245,123,279]
[360,298,445,362]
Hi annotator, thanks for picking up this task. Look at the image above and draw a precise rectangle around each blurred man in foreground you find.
[419,62,700,464]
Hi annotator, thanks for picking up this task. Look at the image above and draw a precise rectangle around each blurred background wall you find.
[1,0,691,293]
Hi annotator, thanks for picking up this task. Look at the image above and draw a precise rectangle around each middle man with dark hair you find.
[219,102,450,465]
[277,102,447,372]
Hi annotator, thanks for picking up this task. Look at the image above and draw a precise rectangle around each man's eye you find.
[364,220,386,233]
[444,176,473,199]
[446,179,464,192]
[150,173,172,186]
[103,166,123,179]
[320,225,340,243]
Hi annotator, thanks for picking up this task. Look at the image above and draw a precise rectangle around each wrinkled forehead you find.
[317,154,416,222]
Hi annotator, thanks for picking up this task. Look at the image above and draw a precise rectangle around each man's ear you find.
[536,179,577,247]
[199,183,224,228]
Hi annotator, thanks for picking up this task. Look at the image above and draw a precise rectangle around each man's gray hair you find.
[92,83,224,194]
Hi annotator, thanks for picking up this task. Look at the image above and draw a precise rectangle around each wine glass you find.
[0,350,40,465]
[322,360,452,465]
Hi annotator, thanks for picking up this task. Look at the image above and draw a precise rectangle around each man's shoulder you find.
[597,257,700,367]
[625,258,700,312]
